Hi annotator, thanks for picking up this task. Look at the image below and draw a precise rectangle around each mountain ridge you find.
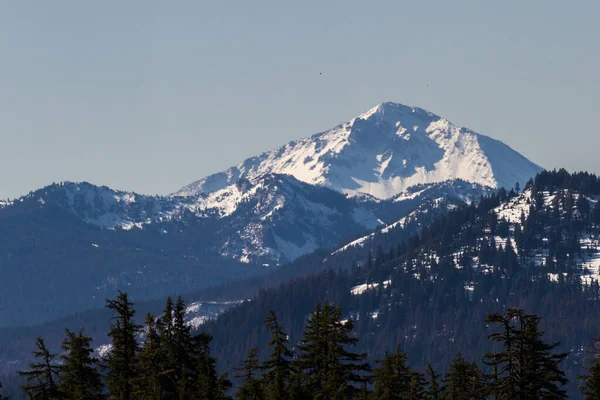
[175,102,542,199]
[199,169,600,399]
[0,101,544,327]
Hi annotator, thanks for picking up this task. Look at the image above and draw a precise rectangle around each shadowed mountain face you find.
[176,102,542,199]
[0,176,491,327]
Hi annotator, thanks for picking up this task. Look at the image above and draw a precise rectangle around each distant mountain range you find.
[0,102,542,327]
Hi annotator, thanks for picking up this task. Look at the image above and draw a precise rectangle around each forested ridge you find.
[3,291,599,399]
[203,170,600,397]
[5,170,600,398]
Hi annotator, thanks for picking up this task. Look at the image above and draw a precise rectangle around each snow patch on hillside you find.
[494,190,533,224]
[351,280,391,295]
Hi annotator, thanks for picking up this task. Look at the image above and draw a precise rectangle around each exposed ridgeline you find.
[203,169,600,398]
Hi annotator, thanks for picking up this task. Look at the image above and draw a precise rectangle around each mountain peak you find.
[175,102,542,199]
[356,102,437,121]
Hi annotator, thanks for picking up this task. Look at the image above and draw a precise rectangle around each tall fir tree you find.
[132,313,168,400]
[193,332,231,400]
[58,329,103,400]
[443,353,484,400]
[371,346,413,399]
[407,371,427,400]
[295,301,370,399]
[261,310,294,400]
[234,347,263,400]
[105,291,141,400]
[156,296,177,397]
[18,337,61,400]
[172,297,195,399]
[483,308,568,399]
[425,362,443,400]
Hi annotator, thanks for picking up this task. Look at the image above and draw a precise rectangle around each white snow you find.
[4,102,542,266]
[94,300,240,358]
[96,344,113,358]
[175,102,541,200]
[350,280,391,295]
[494,190,532,224]
[488,190,600,287]
[332,211,414,255]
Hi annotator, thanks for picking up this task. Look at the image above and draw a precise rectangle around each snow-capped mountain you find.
[0,101,543,267]
[0,101,545,327]
[175,102,542,199]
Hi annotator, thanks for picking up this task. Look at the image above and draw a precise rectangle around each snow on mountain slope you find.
[12,182,189,229]
[9,177,488,264]
[185,300,243,330]
[208,174,382,264]
[498,189,600,286]
[5,176,383,264]
[331,180,493,256]
[175,102,542,199]
[493,189,533,224]
[2,102,542,265]
[436,184,600,287]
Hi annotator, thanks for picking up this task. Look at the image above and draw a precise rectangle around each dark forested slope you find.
[204,170,600,397]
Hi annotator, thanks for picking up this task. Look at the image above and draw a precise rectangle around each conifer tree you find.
[371,346,413,399]
[424,362,443,400]
[579,333,600,399]
[443,353,484,400]
[157,296,175,347]
[18,337,61,400]
[407,371,427,400]
[59,329,103,400]
[580,356,600,399]
[234,347,263,400]
[592,202,600,226]
[261,310,293,400]
[172,297,195,399]
[156,296,177,396]
[193,332,231,400]
[295,301,370,399]
[133,313,167,400]
[483,308,568,399]
[287,373,308,400]
[105,291,140,400]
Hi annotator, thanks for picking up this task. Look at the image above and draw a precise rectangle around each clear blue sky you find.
[1,1,598,199]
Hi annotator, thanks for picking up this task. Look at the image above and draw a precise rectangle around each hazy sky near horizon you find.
[1,1,599,198]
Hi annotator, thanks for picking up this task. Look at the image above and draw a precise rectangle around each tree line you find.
[3,291,600,399]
